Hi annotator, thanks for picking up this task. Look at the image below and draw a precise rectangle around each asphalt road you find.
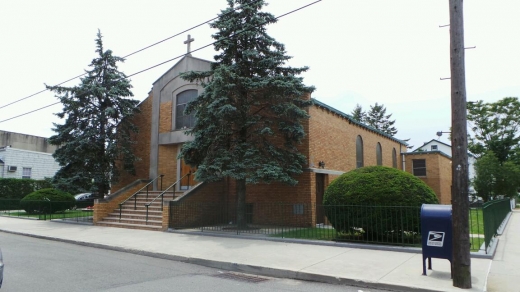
[0,231,391,292]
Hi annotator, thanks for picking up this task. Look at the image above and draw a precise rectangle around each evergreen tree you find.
[364,102,398,136]
[351,104,366,122]
[179,0,315,228]
[46,31,140,196]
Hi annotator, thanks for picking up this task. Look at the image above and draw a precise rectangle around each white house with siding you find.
[0,130,60,180]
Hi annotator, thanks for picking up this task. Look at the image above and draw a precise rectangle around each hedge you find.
[0,178,53,199]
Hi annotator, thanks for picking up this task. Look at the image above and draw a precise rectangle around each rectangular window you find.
[412,159,426,176]
[22,167,32,179]
[431,145,438,151]
[293,204,304,215]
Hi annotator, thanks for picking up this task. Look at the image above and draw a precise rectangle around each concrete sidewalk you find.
[486,210,520,292]
[0,214,510,292]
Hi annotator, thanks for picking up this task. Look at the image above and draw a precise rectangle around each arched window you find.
[376,143,382,166]
[175,89,197,130]
[356,135,364,168]
[392,148,397,168]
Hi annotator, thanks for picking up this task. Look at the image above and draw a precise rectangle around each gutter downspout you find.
[400,144,406,171]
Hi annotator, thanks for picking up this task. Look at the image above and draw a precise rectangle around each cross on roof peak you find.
[184,34,195,55]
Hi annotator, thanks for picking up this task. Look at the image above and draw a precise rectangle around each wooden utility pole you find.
[449,0,472,288]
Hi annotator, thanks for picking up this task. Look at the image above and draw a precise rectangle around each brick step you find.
[101,216,162,225]
[118,206,164,212]
[110,209,162,215]
[96,221,163,231]
[119,200,173,206]
[106,213,162,220]
[120,197,177,204]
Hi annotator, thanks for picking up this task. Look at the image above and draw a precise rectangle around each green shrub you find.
[20,188,75,214]
[323,166,438,238]
[0,178,53,199]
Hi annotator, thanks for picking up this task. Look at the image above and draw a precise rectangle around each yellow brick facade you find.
[404,152,452,204]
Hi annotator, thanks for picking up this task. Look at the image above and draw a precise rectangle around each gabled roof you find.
[152,55,212,85]
[311,98,408,145]
[414,139,476,158]
[403,150,452,160]
[415,139,452,151]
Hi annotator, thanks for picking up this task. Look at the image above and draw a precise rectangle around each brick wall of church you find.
[405,153,452,204]
[159,101,172,133]
[111,94,153,192]
[308,105,405,172]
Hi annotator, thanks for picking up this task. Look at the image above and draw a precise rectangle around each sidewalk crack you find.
[375,253,416,281]
[297,249,353,272]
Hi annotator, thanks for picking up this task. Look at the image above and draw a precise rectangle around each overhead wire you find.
[0,0,322,124]
[0,0,265,111]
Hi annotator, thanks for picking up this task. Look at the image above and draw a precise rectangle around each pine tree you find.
[179,0,315,228]
[364,102,398,136]
[46,30,140,196]
[351,104,366,122]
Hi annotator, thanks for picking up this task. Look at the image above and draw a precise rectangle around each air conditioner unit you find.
[7,166,17,172]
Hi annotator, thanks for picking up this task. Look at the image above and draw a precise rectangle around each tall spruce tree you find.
[47,31,140,196]
[179,0,315,228]
[350,102,398,136]
[351,104,366,122]
[365,102,398,136]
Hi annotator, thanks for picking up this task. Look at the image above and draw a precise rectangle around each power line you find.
[129,0,322,78]
[0,102,61,123]
[0,0,322,124]
[0,0,265,111]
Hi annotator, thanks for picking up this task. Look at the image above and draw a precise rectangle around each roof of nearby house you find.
[403,150,452,159]
[311,98,408,145]
[414,139,452,151]
[413,139,476,158]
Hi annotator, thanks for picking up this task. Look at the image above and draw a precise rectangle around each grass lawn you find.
[470,236,484,252]
[1,209,93,219]
[469,208,484,235]
[269,227,337,241]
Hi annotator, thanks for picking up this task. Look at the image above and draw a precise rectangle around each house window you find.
[431,145,438,151]
[22,167,32,179]
[356,135,364,168]
[392,148,397,168]
[175,89,197,130]
[376,143,382,166]
[412,159,426,176]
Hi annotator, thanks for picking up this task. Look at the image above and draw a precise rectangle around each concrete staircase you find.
[96,191,182,231]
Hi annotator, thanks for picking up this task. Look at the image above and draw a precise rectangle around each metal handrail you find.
[119,174,164,221]
[145,172,193,224]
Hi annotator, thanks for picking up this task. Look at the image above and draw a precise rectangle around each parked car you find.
[469,195,483,208]
[74,193,95,209]
[0,248,4,288]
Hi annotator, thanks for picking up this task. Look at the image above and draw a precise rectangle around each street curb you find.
[167,228,494,259]
[0,228,446,292]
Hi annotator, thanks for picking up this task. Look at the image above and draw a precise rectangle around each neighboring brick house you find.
[110,54,410,227]
[403,139,477,204]
[0,131,59,180]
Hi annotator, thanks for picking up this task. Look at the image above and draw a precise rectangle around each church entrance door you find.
[180,159,196,190]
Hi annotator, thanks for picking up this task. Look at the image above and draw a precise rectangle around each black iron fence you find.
[0,199,93,223]
[169,202,424,246]
[169,201,498,250]
[483,199,511,251]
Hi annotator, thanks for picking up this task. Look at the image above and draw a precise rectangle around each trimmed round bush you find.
[20,188,75,214]
[323,166,439,239]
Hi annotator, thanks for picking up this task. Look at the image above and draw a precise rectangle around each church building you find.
[94,38,433,230]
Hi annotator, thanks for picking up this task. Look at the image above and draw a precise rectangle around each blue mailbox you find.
[421,204,452,276]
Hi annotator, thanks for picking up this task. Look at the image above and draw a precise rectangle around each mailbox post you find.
[421,204,452,276]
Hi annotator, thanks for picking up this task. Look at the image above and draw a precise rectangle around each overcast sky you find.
[1,0,519,150]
